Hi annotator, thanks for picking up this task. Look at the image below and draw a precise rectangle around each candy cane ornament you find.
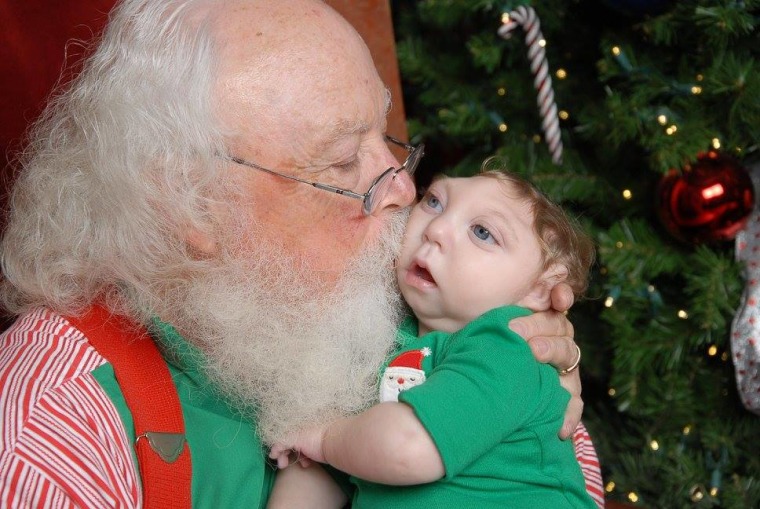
[498,6,563,165]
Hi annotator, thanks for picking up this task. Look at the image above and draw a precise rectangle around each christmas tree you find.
[391,0,760,507]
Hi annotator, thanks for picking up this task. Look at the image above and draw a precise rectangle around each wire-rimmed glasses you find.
[226,135,424,215]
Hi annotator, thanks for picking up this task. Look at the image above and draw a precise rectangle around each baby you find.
[268,168,597,508]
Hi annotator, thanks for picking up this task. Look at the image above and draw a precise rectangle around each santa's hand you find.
[509,282,583,439]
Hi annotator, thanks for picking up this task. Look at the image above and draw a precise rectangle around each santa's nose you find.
[397,377,405,384]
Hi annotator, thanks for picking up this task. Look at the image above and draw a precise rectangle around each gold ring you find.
[558,344,581,376]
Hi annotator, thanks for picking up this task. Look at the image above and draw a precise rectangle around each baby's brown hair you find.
[475,164,595,298]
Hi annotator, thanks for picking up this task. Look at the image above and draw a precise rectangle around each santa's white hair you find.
[1,0,407,444]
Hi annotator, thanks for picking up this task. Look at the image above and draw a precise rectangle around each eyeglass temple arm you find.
[311,182,365,199]
[228,156,365,200]
[385,135,415,151]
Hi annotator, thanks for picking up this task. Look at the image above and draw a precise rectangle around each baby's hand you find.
[269,424,328,468]
[269,444,313,469]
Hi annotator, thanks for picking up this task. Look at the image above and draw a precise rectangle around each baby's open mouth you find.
[412,263,435,284]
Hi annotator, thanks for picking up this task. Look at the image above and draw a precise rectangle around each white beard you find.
[165,210,408,445]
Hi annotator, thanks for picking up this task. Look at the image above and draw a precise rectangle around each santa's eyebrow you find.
[319,88,393,145]
[383,88,392,116]
[323,120,370,144]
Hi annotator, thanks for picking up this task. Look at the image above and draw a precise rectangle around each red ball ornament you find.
[657,151,755,244]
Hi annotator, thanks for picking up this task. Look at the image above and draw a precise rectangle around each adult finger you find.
[509,309,573,344]
[511,313,575,366]
[550,282,575,313]
[558,368,582,438]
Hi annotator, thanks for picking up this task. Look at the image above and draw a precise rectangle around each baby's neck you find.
[417,323,432,337]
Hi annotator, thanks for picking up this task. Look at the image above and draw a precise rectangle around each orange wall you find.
[325,0,407,141]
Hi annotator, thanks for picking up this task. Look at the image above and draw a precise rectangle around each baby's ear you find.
[517,263,569,312]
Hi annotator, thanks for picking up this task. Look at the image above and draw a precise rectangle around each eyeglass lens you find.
[364,143,423,214]
[364,167,397,215]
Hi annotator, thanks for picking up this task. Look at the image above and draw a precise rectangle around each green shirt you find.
[92,320,275,508]
[352,306,595,509]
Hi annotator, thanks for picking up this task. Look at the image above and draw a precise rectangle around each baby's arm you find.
[266,462,347,509]
[270,402,444,485]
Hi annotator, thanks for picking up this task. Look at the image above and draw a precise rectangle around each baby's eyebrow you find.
[483,208,518,241]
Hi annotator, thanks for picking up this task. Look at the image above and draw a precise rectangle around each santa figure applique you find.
[379,347,431,402]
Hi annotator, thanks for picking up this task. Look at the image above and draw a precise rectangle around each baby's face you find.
[396,176,545,334]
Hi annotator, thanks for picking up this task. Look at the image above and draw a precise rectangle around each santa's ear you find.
[185,227,219,256]
[517,263,569,312]
[183,199,228,258]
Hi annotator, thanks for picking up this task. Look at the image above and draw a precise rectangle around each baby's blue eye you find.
[423,193,442,212]
[472,224,493,242]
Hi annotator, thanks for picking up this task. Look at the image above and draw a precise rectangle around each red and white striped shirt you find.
[0,308,140,508]
[573,421,605,508]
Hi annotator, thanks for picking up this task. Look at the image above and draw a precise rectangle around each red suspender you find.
[66,305,192,508]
